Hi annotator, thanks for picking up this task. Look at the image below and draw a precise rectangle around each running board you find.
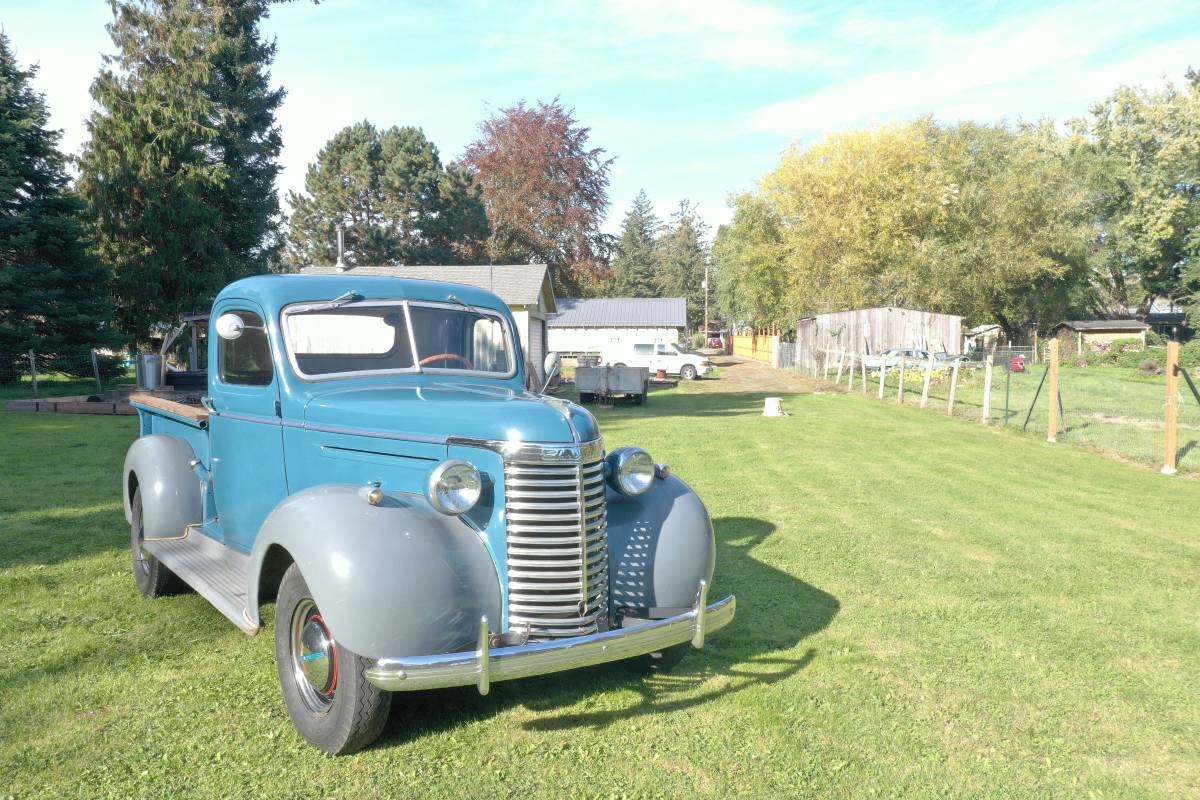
[145,531,259,635]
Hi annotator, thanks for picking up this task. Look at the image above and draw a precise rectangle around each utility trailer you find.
[575,365,650,406]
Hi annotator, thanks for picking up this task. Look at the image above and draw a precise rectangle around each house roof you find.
[1055,320,1149,332]
[548,297,687,328]
[299,264,555,312]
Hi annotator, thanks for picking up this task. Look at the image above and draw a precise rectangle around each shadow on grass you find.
[376,516,838,743]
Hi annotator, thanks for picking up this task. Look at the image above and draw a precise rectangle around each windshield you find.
[283,301,514,378]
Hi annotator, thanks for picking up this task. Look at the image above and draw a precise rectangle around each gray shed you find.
[795,307,964,369]
[548,298,688,355]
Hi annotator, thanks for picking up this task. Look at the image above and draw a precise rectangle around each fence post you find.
[878,360,887,400]
[860,354,868,395]
[981,353,993,424]
[822,350,830,381]
[919,354,934,408]
[947,359,961,416]
[1163,341,1180,475]
[1047,339,1060,443]
[90,348,103,393]
[846,352,856,389]
[897,354,907,405]
[28,350,38,398]
[835,350,845,383]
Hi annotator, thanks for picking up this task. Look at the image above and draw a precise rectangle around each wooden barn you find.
[795,307,963,369]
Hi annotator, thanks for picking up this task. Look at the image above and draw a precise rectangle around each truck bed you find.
[129,393,209,427]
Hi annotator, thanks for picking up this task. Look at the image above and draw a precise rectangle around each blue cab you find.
[124,274,735,754]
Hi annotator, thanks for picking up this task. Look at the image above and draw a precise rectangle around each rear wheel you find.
[130,488,177,597]
[680,364,698,380]
[274,564,391,755]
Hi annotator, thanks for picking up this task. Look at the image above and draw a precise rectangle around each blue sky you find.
[2,0,1199,236]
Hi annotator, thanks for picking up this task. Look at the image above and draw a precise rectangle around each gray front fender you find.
[606,474,716,613]
[245,485,502,660]
[122,435,202,537]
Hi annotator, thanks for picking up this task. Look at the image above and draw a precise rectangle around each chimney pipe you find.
[335,224,346,272]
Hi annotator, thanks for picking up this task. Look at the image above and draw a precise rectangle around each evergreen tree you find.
[609,190,660,296]
[0,33,118,382]
[657,200,710,330]
[79,0,284,342]
[285,122,488,267]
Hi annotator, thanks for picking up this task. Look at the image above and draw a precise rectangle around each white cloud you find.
[742,0,1197,137]
[600,0,831,69]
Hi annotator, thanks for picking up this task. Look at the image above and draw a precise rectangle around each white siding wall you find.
[548,326,680,354]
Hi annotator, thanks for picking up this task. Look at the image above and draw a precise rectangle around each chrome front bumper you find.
[364,581,736,693]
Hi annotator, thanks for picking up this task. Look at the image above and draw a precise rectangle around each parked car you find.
[601,341,714,380]
[122,275,735,754]
[861,348,966,370]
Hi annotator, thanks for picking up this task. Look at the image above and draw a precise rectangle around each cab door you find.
[655,343,679,374]
[207,303,289,554]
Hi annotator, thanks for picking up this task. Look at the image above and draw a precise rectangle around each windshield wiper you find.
[298,290,363,313]
[446,293,474,312]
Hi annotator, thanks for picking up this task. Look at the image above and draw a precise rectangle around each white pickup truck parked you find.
[601,342,713,380]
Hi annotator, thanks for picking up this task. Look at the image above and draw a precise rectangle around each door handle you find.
[200,396,216,413]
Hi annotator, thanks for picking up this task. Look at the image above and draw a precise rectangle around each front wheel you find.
[274,564,392,755]
[680,364,698,380]
[130,488,178,597]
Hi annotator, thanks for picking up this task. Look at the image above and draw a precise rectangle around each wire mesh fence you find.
[798,345,1200,474]
[0,348,133,401]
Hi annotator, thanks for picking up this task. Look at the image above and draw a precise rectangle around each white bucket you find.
[762,397,787,417]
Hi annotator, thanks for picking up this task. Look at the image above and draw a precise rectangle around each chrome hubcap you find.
[291,599,337,712]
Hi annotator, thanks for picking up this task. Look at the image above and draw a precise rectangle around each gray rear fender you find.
[606,474,716,613]
[122,435,203,537]
[245,485,502,661]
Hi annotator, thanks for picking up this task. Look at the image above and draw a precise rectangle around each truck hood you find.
[302,382,600,446]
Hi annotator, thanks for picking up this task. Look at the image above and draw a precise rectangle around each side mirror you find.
[214,313,245,341]
[540,351,561,394]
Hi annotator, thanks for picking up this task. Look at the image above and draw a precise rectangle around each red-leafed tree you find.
[462,99,614,295]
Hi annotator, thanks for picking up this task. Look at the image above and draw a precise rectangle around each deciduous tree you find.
[462,99,613,295]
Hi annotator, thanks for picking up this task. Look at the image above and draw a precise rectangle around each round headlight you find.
[608,447,655,496]
[427,459,482,515]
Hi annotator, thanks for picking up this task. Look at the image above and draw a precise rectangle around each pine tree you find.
[0,33,118,383]
[609,190,660,297]
[78,0,284,342]
[285,122,488,267]
[657,200,710,330]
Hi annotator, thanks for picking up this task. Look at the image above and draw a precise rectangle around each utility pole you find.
[702,265,710,337]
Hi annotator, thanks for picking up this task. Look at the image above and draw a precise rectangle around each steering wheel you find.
[419,352,474,369]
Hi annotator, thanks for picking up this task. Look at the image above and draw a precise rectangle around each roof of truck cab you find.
[215,273,511,315]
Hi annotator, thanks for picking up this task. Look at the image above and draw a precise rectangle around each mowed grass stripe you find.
[1,390,1197,799]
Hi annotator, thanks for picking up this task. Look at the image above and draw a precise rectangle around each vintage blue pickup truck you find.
[124,274,735,754]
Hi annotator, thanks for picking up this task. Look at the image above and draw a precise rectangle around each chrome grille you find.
[504,449,608,639]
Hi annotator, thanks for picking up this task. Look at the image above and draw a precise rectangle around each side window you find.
[219,310,273,386]
[633,344,653,355]
[656,344,671,355]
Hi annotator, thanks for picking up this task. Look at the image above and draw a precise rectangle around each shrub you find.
[692,332,705,350]
[1181,339,1200,370]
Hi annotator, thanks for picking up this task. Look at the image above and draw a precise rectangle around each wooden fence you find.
[732,333,780,367]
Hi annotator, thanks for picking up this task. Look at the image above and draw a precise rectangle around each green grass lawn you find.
[827,361,1200,473]
[1,385,1198,798]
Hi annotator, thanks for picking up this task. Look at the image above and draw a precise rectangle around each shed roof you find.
[1055,320,1149,332]
[549,297,687,328]
[299,264,555,311]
